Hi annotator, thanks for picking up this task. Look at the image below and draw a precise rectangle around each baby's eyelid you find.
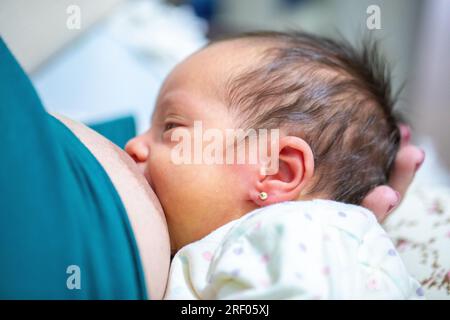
[163,121,185,132]
[164,122,178,131]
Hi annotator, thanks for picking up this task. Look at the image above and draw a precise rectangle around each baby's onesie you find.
[163,200,425,299]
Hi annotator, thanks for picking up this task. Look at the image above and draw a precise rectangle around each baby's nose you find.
[125,137,149,163]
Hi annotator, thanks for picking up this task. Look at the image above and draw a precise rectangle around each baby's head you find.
[126,31,400,252]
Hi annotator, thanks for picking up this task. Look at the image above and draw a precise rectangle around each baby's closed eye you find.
[163,122,183,132]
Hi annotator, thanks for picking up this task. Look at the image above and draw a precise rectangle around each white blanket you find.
[164,200,423,299]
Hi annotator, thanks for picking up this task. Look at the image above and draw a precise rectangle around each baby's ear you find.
[251,136,314,206]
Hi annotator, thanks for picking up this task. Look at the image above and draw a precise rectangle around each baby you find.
[126,31,424,299]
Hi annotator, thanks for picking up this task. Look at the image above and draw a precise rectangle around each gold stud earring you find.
[259,192,268,201]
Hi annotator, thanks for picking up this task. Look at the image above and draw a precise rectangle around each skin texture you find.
[126,39,426,254]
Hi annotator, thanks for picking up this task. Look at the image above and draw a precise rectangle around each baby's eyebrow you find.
[150,97,182,124]
[157,92,200,117]
[153,90,221,125]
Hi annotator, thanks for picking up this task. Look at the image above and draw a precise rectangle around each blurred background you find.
[0,0,449,186]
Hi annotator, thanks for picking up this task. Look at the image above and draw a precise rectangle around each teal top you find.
[0,38,147,299]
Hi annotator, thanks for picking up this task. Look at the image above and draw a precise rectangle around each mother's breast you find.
[52,113,170,300]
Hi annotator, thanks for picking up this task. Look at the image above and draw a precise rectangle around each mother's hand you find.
[362,124,426,222]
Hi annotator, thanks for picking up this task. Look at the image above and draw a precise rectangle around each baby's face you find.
[126,40,265,252]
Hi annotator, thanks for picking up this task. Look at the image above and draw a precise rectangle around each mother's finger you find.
[388,144,425,198]
[362,185,400,222]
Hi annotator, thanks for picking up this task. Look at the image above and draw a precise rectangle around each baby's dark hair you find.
[216,31,401,205]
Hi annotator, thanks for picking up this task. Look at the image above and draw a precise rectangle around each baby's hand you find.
[362,124,425,222]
